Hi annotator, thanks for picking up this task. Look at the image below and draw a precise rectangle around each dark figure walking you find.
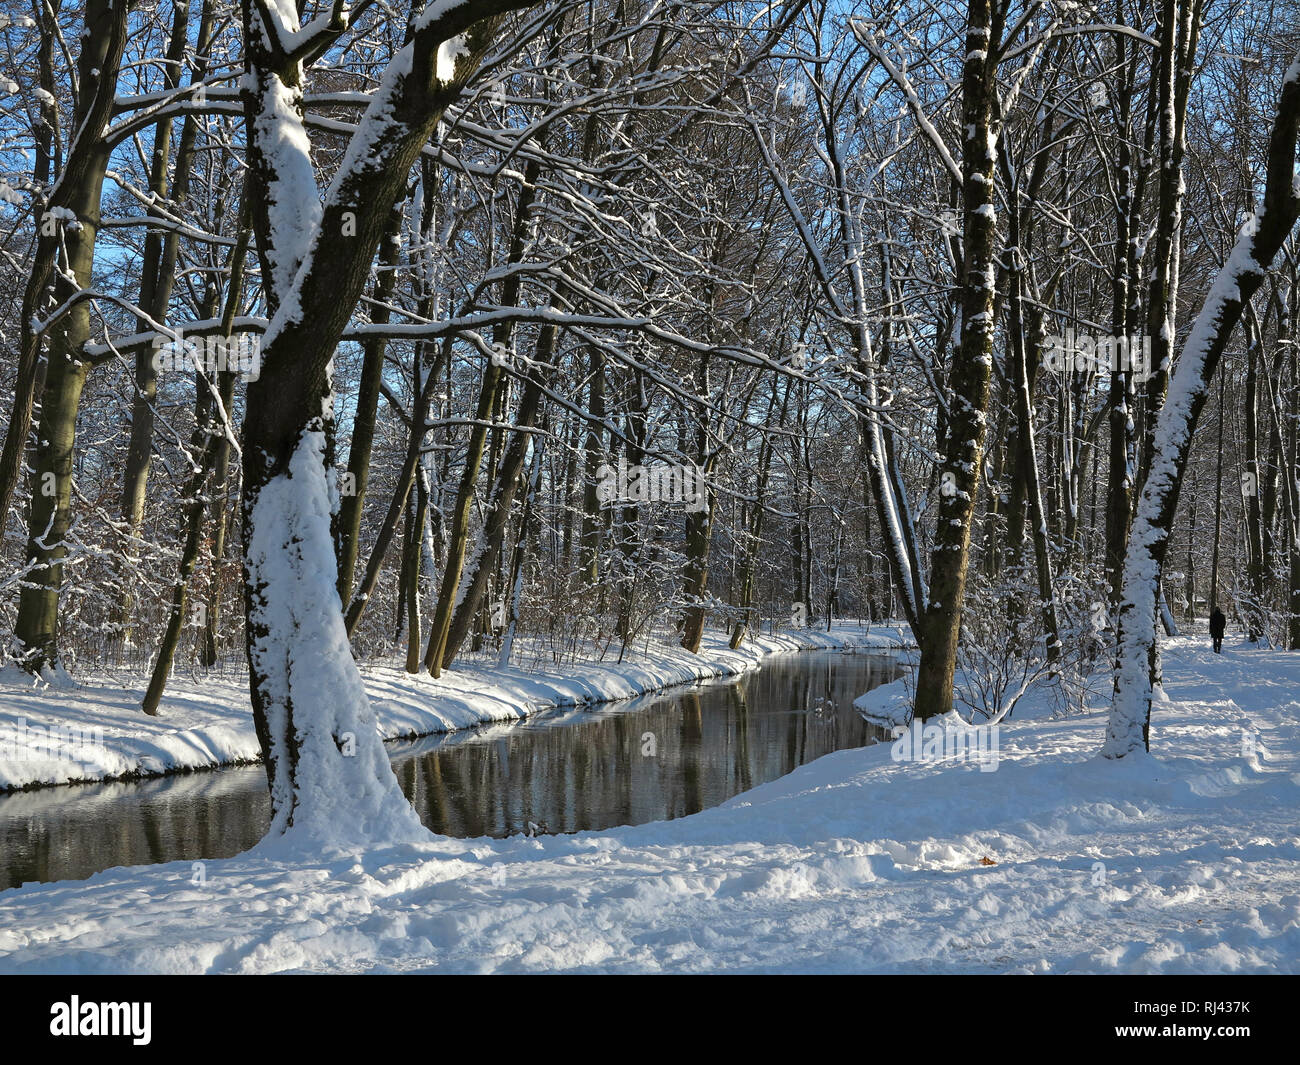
[1210,607,1226,654]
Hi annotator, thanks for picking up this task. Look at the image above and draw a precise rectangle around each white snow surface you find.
[251,72,320,310]
[242,430,426,847]
[0,632,1296,973]
[0,625,910,792]
[436,34,471,85]
[853,669,916,727]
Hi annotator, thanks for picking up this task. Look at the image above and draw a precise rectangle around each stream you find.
[0,649,900,890]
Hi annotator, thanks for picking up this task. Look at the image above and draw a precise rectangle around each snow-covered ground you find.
[0,632,1296,973]
[0,623,911,791]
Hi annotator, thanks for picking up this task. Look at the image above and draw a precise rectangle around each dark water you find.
[0,650,899,891]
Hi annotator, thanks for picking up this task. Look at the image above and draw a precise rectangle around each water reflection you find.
[0,768,270,890]
[0,650,898,891]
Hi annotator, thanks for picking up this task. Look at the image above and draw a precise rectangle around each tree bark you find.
[0,0,128,543]
[6,1,130,672]
[237,0,541,841]
[141,218,250,714]
[913,0,1004,719]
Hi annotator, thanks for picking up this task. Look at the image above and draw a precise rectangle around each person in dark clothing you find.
[1209,607,1226,653]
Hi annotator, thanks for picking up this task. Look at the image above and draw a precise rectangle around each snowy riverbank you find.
[0,632,1295,973]
[0,623,911,792]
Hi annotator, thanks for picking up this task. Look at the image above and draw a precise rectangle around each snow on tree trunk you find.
[237,0,542,842]
[246,429,426,845]
[1104,54,1300,757]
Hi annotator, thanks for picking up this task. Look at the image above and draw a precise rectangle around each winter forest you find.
[0,0,1297,980]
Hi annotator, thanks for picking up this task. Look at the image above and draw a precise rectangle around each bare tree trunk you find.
[499,428,543,668]
[1243,313,1266,640]
[335,205,404,607]
[679,342,720,654]
[117,0,211,643]
[913,0,1004,719]
[578,344,605,588]
[14,72,120,665]
[1138,0,1201,488]
[1281,272,1300,649]
[201,413,237,666]
[342,334,447,639]
[1210,366,1225,613]
[1105,8,1153,608]
[679,485,717,654]
[730,377,785,648]
[423,159,542,676]
[1185,486,1197,622]
[401,473,429,674]
[6,0,130,672]
[141,219,250,714]
[141,372,236,715]
[440,334,550,669]
[1004,192,1060,662]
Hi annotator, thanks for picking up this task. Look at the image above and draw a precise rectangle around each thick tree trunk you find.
[13,348,90,674]
[913,0,1003,720]
[1105,13,1153,608]
[0,0,128,542]
[1138,0,1201,488]
[7,0,129,672]
[238,0,539,842]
